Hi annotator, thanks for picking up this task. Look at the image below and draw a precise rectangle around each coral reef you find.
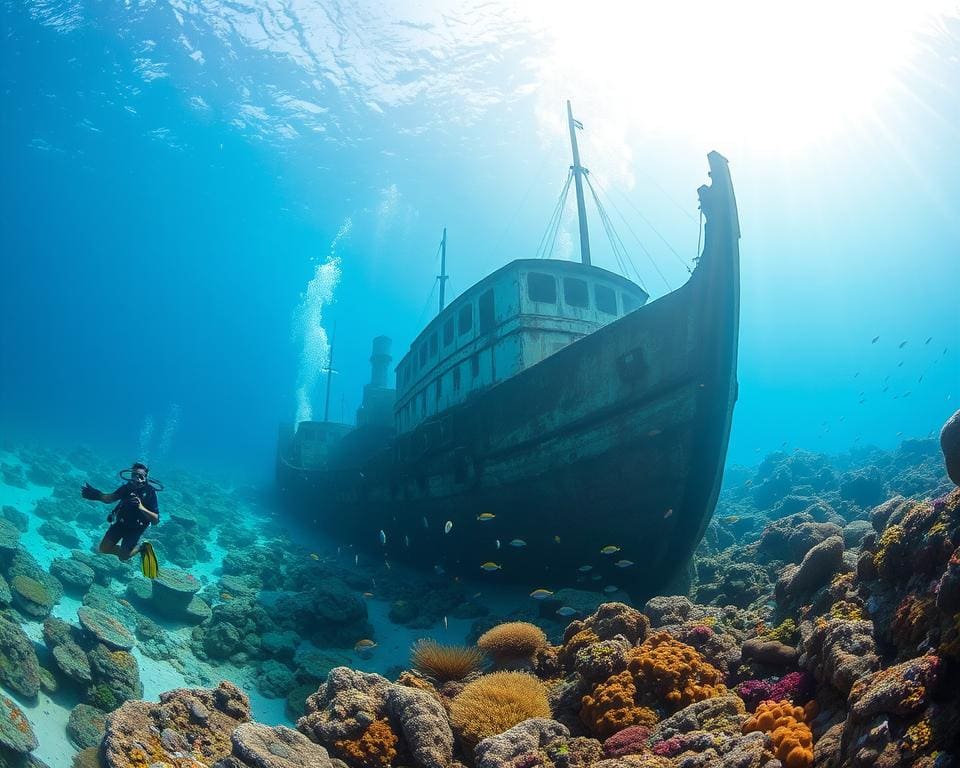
[450,671,551,751]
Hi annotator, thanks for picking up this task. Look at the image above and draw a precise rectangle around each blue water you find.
[1,3,959,765]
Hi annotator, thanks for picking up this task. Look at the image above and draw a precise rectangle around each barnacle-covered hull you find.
[277,152,739,598]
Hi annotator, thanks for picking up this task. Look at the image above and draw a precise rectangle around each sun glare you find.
[528,2,953,153]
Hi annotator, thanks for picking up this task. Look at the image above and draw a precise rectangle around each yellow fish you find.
[477,513,496,522]
[354,639,377,652]
[309,553,319,561]
[600,545,621,555]
[530,589,554,600]
[480,562,502,571]
[721,516,739,524]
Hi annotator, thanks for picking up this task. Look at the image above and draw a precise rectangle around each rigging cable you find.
[593,173,692,274]
[585,173,670,292]
[415,238,445,326]
[535,170,573,259]
[490,151,556,259]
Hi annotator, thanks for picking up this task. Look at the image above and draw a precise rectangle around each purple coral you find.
[735,678,773,707]
[651,736,684,757]
[768,670,814,704]
[603,725,650,757]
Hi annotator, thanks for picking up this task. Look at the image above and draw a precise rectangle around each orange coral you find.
[743,699,814,768]
[333,718,398,768]
[476,622,547,664]
[627,632,727,708]
[579,632,726,738]
[579,669,658,738]
[449,671,551,751]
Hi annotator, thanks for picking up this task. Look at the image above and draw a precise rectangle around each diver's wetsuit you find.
[105,481,160,552]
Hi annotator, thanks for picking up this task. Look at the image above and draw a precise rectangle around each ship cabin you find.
[394,259,649,434]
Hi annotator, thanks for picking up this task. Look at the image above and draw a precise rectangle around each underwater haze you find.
[1,2,960,767]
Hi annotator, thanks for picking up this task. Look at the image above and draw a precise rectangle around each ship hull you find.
[277,152,739,598]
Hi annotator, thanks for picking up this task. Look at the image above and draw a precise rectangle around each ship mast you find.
[438,227,448,313]
[323,321,336,422]
[567,100,591,266]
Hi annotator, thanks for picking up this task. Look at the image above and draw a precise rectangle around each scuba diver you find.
[81,461,161,578]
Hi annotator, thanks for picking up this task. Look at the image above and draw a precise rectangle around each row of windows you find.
[399,353,482,426]
[527,272,641,315]
[402,288,496,389]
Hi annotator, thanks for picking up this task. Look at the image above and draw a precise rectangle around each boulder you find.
[50,559,95,594]
[53,641,93,684]
[150,568,202,619]
[384,684,455,768]
[225,722,334,768]
[78,606,136,651]
[474,718,566,768]
[0,616,41,697]
[11,575,54,618]
[0,694,38,753]
[66,704,107,749]
[37,519,81,549]
[776,535,844,602]
[0,506,28,533]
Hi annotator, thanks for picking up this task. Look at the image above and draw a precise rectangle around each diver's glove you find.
[81,483,103,501]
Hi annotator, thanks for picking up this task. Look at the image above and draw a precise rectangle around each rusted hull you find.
[277,152,739,598]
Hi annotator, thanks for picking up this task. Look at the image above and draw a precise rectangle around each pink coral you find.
[602,725,650,757]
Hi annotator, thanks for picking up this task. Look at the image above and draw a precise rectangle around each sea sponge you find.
[742,699,813,768]
[627,632,727,709]
[580,669,658,738]
[449,671,551,752]
[476,622,547,665]
[333,718,398,768]
[411,639,485,682]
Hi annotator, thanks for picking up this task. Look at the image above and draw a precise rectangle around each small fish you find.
[354,554,359,565]
[603,585,618,594]
[600,545,621,555]
[404,535,410,547]
[899,340,908,349]
[472,592,482,599]
[495,539,501,550]
[591,574,602,581]
[614,559,634,568]
[853,371,859,378]
[379,530,386,545]
[444,521,453,534]
[422,517,429,529]
[556,607,577,617]
[553,535,561,544]
[362,592,374,598]
[477,512,495,522]
[480,562,502,571]
[744,480,753,487]
[721,516,739,524]
[220,592,232,601]
[309,553,319,561]
[647,429,662,437]
[354,639,377,653]
[925,336,933,344]
[530,588,554,600]
[443,616,448,630]
[577,565,593,572]
[509,539,527,547]
[871,335,880,343]
[663,508,674,519]
[434,564,445,575]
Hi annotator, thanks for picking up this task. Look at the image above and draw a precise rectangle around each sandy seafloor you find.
[0,449,527,768]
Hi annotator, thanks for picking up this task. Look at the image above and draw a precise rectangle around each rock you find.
[66,704,107,749]
[0,506,28,533]
[384,684,455,768]
[186,596,213,624]
[53,640,93,684]
[83,584,139,629]
[37,519,81,549]
[801,619,879,695]
[11,574,55,618]
[839,469,886,508]
[255,660,296,699]
[204,622,243,660]
[297,667,391,746]
[740,638,798,667]
[150,568,202,618]
[0,574,11,606]
[942,409,960,485]
[0,518,22,559]
[228,722,334,768]
[474,718,568,768]
[261,631,300,660]
[78,606,136,651]
[87,644,142,710]
[50,559,95,594]
[101,681,251,768]
[759,513,842,563]
[849,654,941,720]
[841,520,872,548]
[0,616,41,697]
[776,535,844,602]
[0,694,38,753]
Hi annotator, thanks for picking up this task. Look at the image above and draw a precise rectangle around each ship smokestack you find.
[370,336,392,388]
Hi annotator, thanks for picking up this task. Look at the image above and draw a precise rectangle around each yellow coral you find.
[450,672,551,751]
[903,719,932,752]
[627,632,727,709]
[743,700,813,768]
[333,718,398,768]
[874,524,904,570]
[762,619,798,644]
[829,601,865,621]
[410,639,486,682]
[579,669,658,738]
[476,622,547,664]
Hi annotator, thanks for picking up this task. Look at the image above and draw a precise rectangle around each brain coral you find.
[476,622,547,664]
[449,671,551,752]
[742,699,813,768]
